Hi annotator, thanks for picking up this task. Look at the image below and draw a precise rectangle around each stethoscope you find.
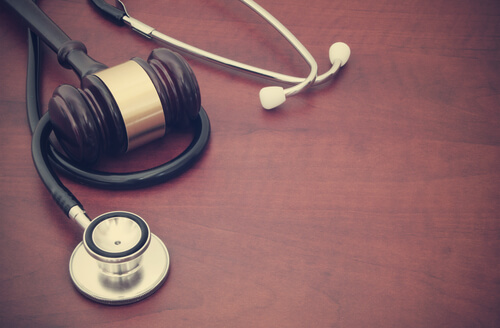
[7,0,210,305]
[5,0,349,305]
[90,0,351,109]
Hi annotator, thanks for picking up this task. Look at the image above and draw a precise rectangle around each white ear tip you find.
[329,42,351,67]
[259,86,286,110]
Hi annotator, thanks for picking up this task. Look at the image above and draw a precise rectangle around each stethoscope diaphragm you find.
[69,212,170,305]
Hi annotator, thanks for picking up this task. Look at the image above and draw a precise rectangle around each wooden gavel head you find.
[49,48,201,165]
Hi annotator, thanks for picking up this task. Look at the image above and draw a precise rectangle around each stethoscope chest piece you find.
[69,212,169,305]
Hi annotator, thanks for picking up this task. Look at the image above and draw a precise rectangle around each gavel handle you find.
[4,0,106,78]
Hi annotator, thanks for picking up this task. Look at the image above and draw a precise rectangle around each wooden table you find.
[1,0,498,326]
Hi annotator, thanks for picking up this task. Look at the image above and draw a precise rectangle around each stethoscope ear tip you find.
[259,86,286,110]
[329,42,351,67]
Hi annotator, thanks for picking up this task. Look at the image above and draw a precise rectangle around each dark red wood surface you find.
[0,0,499,327]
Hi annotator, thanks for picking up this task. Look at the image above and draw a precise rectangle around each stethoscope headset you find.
[4,0,349,305]
[91,0,351,110]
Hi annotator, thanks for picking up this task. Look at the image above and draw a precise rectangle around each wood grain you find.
[0,0,498,327]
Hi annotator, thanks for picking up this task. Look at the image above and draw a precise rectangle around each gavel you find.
[5,0,202,165]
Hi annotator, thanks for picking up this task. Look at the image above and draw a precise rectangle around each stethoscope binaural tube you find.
[89,0,351,110]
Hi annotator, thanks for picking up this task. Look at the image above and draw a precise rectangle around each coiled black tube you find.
[32,113,82,214]
[26,6,210,215]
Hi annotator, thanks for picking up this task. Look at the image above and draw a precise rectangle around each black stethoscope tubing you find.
[27,28,211,215]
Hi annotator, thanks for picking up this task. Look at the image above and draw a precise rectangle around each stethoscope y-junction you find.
[4,0,350,305]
